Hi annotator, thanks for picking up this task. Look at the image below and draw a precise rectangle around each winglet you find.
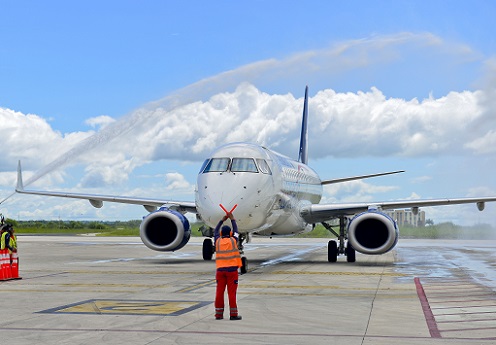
[298,86,309,164]
[16,160,24,192]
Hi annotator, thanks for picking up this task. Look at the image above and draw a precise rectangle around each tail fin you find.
[298,86,309,164]
[16,160,24,191]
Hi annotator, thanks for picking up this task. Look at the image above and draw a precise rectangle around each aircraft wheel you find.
[202,238,213,260]
[240,257,248,274]
[328,240,338,262]
[346,244,356,263]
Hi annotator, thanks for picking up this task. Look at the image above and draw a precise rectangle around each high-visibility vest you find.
[9,235,17,253]
[0,232,16,253]
[0,232,7,250]
[215,237,242,269]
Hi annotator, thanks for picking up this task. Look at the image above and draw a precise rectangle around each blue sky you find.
[1,0,496,225]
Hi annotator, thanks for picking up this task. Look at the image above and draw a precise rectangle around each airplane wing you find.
[300,197,496,224]
[14,161,197,214]
[321,170,405,185]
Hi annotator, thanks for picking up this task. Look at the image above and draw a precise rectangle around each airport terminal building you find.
[385,209,426,227]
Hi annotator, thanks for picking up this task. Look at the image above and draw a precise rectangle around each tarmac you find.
[0,235,495,344]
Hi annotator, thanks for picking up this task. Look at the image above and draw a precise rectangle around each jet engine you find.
[347,210,399,255]
[139,207,191,252]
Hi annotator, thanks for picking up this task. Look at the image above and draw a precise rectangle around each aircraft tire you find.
[202,238,214,260]
[240,257,248,274]
[346,244,356,263]
[328,240,338,262]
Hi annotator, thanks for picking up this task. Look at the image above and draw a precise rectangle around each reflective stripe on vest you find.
[10,235,16,252]
[0,232,7,250]
[215,237,242,268]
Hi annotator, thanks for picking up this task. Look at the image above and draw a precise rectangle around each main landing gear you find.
[202,238,214,260]
[322,216,356,263]
[202,234,248,274]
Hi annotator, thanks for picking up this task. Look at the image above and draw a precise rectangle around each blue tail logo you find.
[298,86,309,164]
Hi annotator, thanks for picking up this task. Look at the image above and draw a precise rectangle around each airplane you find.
[14,86,496,273]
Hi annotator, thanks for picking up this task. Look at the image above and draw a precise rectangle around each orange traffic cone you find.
[10,252,20,280]
[2,249,12,280]
[0,250,5,281]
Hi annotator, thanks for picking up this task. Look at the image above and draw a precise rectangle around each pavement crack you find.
[361,265,385,345]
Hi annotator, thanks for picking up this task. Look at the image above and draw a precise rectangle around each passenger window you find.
[256,159,272,175]
[231,158,258,173]
[203,158,230,172]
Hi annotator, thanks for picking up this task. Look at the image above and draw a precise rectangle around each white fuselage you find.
[195,142,323,236]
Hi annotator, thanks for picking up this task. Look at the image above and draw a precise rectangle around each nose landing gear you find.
[238,233,248,274]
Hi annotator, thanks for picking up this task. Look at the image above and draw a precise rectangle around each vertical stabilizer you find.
[298,86,309,164]
[16,160,24,191]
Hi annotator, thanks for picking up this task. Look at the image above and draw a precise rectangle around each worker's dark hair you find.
[221,225,231,236]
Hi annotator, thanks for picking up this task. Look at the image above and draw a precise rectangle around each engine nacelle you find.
[347,210,399,255]
[139,207,191,252]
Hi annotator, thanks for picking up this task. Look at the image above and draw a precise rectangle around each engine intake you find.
[347,210,399,255]
[140,207,191,251]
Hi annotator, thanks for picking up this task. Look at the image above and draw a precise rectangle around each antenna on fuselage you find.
[298,86,309,165]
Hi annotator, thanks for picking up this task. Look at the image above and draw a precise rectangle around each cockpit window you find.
[203,158,230,172]
[231,158,258,173]
[256,159,272,175]
[199,159,210,173]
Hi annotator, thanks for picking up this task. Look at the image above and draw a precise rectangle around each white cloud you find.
[78,158,136,188]
[0,108,92,170]
[322,180,399,204]
[1,83,493,200]
[85,115,116,129]
[311,88,484,158]
[465,130,496,154]
[0,83,492,191]
[164,172,194,193]
[1,32,495,224]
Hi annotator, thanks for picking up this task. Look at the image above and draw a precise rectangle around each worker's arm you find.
[213,217,227,243]
[230,219,239,241]
[5,233,13,251]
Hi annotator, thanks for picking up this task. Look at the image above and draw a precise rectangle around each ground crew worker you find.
[0,224,8,250]
[1,224,17,255]
[214,212,242,320]
[0,224,5,248]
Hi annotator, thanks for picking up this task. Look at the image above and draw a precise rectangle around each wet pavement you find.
[0,236,494,344]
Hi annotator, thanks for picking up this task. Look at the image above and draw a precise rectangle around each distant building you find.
[385,209,426,227]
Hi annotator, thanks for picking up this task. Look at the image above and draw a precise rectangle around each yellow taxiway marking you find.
[271,271,406,276]
[38,299,211,316]
[30,270,211,275]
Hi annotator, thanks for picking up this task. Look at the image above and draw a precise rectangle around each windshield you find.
[231,158,258,173]
[203,158,230,172]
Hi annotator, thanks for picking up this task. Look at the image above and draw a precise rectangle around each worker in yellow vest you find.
[0,224,17,256]
[214,212,242,320]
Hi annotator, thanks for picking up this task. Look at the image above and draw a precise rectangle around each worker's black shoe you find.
[230,315,242,320]
[215,317,223,320]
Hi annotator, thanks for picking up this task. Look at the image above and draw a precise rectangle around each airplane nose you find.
[203,200,241,225]
[196,170,272,230]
